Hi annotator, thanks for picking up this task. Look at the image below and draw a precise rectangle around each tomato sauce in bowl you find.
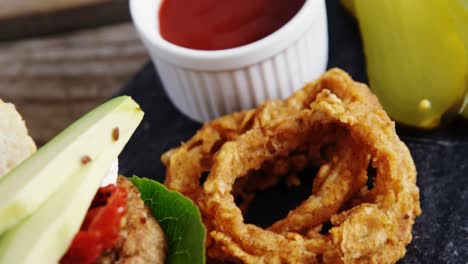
[159,0,306,50]
[130,0,328,122]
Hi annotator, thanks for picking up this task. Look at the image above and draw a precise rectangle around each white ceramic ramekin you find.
[130,0,328,122]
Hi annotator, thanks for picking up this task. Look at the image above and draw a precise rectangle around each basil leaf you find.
[129,176,206,264]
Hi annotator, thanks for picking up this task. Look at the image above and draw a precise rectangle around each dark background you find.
[117,0,468,263]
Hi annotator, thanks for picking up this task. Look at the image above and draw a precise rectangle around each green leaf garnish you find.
[129,176,205,264]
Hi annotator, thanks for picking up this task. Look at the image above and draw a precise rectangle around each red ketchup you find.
[60,185,128,264]
[159,0,306,50]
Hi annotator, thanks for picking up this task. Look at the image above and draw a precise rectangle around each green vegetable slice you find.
[129,176,206,264]
[0,96,143,235]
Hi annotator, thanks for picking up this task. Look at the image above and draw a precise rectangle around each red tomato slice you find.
[60,184,128,264]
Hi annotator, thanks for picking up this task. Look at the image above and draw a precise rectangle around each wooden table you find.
[0,23,148,145]
[0,0,145,145]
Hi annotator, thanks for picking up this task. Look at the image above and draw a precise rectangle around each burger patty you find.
[96,176,167,264]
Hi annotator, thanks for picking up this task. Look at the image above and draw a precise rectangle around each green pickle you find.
[354,0,467,128]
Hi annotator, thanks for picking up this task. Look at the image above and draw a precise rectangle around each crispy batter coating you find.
[162,69,382,201]
[97,176,167,264]
[163,69,421,263]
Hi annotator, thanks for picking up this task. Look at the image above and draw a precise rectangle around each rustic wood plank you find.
[0,23,149,145]
[0,0,130,41]
[0,0,109,19]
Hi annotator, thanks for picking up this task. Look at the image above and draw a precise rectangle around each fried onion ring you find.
[162,69,420,263]
[162,69,381,203]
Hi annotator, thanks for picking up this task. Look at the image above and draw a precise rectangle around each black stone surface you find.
[117,0,468,263]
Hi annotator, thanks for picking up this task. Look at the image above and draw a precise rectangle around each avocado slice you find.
[0,96,143,235]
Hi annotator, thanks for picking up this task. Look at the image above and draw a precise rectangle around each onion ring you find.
[162,69,420,263]
[162,69,381,202]
[200,90,420,263]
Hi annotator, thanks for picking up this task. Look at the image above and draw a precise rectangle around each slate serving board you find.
[117,0,468,263]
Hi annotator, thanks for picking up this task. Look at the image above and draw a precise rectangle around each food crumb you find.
[81,155,92,165]
[112,127,120,141]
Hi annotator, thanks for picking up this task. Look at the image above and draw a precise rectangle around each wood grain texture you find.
[0,23,149,145]
[0,0,109,19]
[0,0,130,41]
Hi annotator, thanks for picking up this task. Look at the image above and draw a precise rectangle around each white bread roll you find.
[0,99,36,178]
